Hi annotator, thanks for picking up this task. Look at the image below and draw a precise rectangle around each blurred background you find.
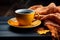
[0,0,60,16]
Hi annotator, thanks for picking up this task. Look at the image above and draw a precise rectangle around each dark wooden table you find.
[0,16,52,40]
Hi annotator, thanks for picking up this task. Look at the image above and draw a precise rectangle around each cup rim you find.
[15,9,35,14]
